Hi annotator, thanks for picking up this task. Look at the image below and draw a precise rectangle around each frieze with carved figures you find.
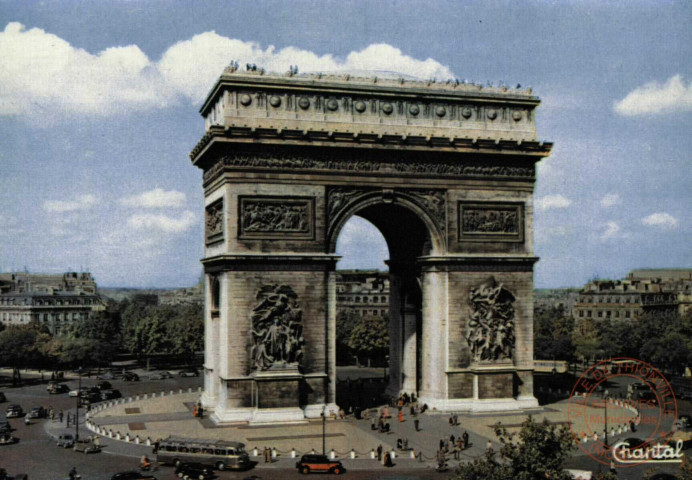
[458,201,524,243]
[466,276,516,363]
[239,196,314,240]
[205,199,224,245]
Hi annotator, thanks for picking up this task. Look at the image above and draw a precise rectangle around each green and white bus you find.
[155,436,251,471]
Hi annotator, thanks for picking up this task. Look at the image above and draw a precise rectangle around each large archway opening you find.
[333,202,433,410]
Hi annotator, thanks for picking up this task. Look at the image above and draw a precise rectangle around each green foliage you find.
[348,315,389,365]
[534,306,575,361]
[456,416,575,480]
[336,310,361,364]
[167,304,204,361]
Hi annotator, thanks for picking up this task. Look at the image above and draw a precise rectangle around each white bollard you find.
[370,449,376,459]
[253,447,258,457]
[350,449,356,459]
[272,448,277,458]
[410,450,416,459]
[291,449,296,458]
[135,436,140,444]
[330,449,336,459]
[146,437,151,446]
[390,450,396,459]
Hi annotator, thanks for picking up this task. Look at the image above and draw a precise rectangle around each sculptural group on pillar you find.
[466,276,516,363]
[250,284,305,371]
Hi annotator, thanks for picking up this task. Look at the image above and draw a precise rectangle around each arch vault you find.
[190,68,552,423]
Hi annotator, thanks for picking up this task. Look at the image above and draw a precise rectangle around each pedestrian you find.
[264,447,271,463]
[486,440,493,454]
[94,436,100,447]
[68,467,77,480]
[439,439,444,451]
[450,434,455,444]
[371,417,376,430]
[629,419,635,432]
[398,409,404,423]
[198,405,204,418]
[59,410,64,423]
[193,404,198,417]
[462,431,469,449]
[377,444,383,461]
[414,418,420,432]
[384,451,393,467]
[449,414,454,425]
[454,414,459,426]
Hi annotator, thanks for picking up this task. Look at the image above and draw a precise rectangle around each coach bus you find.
[155,436,251,471]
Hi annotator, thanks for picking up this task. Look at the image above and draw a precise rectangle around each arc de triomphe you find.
[190,68,552,423]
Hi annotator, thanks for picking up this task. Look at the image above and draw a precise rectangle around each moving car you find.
[69,387,90,397]
[28,406,46,418]
[57,434,75,448]
[121,372,140,382]
[98,372,116,380]
[73,438,102,453]
[295,454,345,475]
[179,369,199,377]
[174,462,213,479]
[0,432,17,445]
[110,472,157,480]
[100,389,122,400]
[5,405,23,418]
[47,383,69,394]
[148,371,173,380]
[97,381,112,390]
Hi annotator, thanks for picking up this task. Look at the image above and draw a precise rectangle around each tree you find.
[573,316,601,363]
[534,306,575,361]
[0,323,49,384]
[348,315,389,367]
[168,303,203,364]
[336,310,360,364]
[456,416,575,480]
[61,311,120,367]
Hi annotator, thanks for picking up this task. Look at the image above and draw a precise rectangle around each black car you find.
[0,392,6,402]
[178,369,199,377]
[174,462,213,479]
[121,372,140,382]
[110,472,157,480]
[28,406,46,418]
[295,454,345,475]
[100,389,122,400]
[97,381,112,390]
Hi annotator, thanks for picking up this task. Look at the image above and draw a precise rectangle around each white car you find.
[68,387,89,397]
[148,371,173,380]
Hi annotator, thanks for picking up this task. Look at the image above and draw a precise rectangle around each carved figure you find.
[205,201,223,238]
[466,277,516,362]
[242,202,309,233]
[462,208,518,234]
[250,284,304,371]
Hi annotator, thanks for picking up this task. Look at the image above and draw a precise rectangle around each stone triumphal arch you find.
[191,67,552,423]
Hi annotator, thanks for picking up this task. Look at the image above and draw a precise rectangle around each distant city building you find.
[157,281,204,306]
[0,272,106,334]
[336,270,389,319]
[573,269,692,323]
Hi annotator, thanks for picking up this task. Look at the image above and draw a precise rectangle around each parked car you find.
[121,372,140,382]
[98,372,116,380]
[100,389,122,400]
[97,381,112,390]
[28,406,46,418]
[56,433,75,448]
[179,369,199,377]
[148,371,173,380]
[295,454,345,475]
[174,462,213,479]
[47,383,69,394]
[0,432,17,445]
[110,472,157,480]
[5,405,23,418]
[80,392,102,406]
[0,392,6,402]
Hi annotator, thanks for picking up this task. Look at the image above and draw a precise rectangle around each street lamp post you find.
[75,367,82,441]
[322,406,326,455]
[603,392,609,447]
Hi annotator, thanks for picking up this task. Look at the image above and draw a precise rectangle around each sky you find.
[0,0,690,288]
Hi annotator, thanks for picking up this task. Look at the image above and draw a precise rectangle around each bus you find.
[155,436,251,471]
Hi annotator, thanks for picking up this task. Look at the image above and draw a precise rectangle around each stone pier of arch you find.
[190,68,552,423]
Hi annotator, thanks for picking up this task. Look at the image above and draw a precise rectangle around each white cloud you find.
[601,221,623,240]
[535,194,571,210]
[641,212,678,229]
[614,75,692,116]
[0,23,453,120]
[127,211,196,232]
[43,194,97,213]
[119,188,186,208]
[600,193,621,207]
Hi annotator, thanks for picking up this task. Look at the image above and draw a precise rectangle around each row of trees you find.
[534,305,692,375]
[336,310,389,366]
[0,296,203,382]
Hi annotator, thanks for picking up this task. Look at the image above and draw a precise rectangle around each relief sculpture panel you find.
[458,202,523,243]
[466,276,516,363]
[205,199,224,245]
[239,196,314,239]
[250,284,305,371]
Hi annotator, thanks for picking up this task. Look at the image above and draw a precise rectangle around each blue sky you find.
[0,0,689,288]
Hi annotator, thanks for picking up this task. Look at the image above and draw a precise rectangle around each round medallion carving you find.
[326,99,338,111]
[435,106,446,117]
[298,97,310,110]
[239,94,252,106]
[461,107,473,119]
[269,95,281,108]
[408,104,420,116]
[354,101,366,113]
[487,109,498,120]
[512,110,523,121]
[381,102,393,115]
